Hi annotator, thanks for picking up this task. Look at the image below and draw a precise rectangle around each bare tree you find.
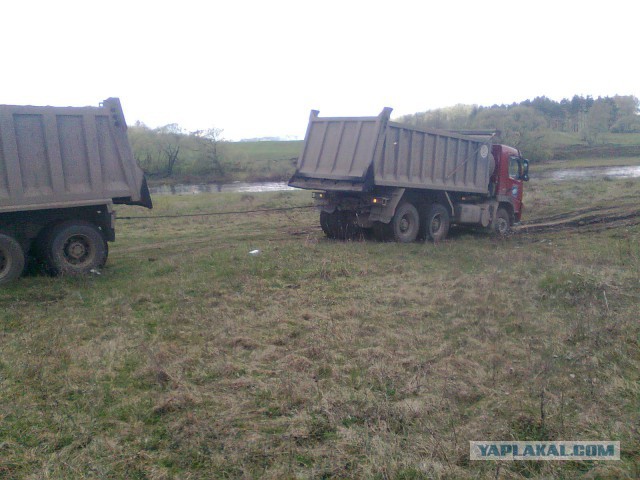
[162,143,180,177]
[192,128,225,178]
[155,124,183,177]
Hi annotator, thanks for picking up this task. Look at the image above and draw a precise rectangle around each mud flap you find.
[369,188,405,224]
[131,177,153,209]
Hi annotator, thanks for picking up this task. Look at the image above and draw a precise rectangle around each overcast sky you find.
[1,0,636,140]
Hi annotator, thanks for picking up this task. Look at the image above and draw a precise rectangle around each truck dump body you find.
[0,98,151,213]
[289,108,495,194]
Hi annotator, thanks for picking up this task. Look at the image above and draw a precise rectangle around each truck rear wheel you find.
[320,211,336,238]
[337,212,360,240]
[493,208,511,236]
[372,221,391,242]
[0,234,25,286]
[391,202,420,243]
[426,204,450,243]
[45,221,107,276]
[320,211,360,240]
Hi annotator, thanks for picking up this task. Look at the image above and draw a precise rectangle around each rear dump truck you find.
[0,98,152,285]
[289,108,529,242]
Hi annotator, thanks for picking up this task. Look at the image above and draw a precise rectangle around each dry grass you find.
[0,177,639,479]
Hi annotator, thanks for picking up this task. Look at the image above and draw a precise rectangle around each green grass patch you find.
[1,178,639,478]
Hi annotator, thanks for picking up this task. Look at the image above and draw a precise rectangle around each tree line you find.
[397,95,640,160]
[128,122,226,179]
[129,94,640,180]
[128,123,303,183]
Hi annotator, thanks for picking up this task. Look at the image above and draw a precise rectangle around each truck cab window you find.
[509,156,522,180]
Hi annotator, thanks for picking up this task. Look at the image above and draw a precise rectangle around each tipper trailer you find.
[0,98,152,285]
[289,108,529,242]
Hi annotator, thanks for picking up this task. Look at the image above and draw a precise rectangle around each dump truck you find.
[289,108,529,242]
[0,98,152,285]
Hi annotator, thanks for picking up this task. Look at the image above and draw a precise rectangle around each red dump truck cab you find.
[491,144,529,223]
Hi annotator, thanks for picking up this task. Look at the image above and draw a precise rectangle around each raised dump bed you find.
[0,97,150,213]
[289,108,495,194]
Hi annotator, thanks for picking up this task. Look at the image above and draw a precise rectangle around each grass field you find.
[146,141,303,186]
[221,141,302,182]
[1,164,639,478]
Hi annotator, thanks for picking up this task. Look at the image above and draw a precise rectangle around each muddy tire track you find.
[515,206,640,233]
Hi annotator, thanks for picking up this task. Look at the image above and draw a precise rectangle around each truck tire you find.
[426,203,450,243]
[45,221,107,276]
[391,202,420,243]
[0,234,25,286]
[335,211,360,240]
[493,208,511,236]
[321,211,360,240]
[320,211,335,238]
[372,221,392,242]
[320,211,344,239]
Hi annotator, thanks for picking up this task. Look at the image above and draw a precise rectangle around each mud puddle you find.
[538,165,640,181]
[150,182,295,196]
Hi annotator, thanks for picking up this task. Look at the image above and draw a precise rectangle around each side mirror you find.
[522,159,529,182]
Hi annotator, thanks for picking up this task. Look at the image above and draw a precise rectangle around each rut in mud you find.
[515,205,640,233]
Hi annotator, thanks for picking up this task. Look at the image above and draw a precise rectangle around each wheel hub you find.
[64,236,91,264]
[431,214,441,233]
[400,216,410,233]
[69,243,86,258]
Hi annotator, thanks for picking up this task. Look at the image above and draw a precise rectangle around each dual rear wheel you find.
[0,234,25,286]
[383,201,450,243]
[320,211,360,240]
[1,221,108,286]
[42,221,108,276]
[322,201,451,243]
[390,202,421,243]
[424,203,450,243]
